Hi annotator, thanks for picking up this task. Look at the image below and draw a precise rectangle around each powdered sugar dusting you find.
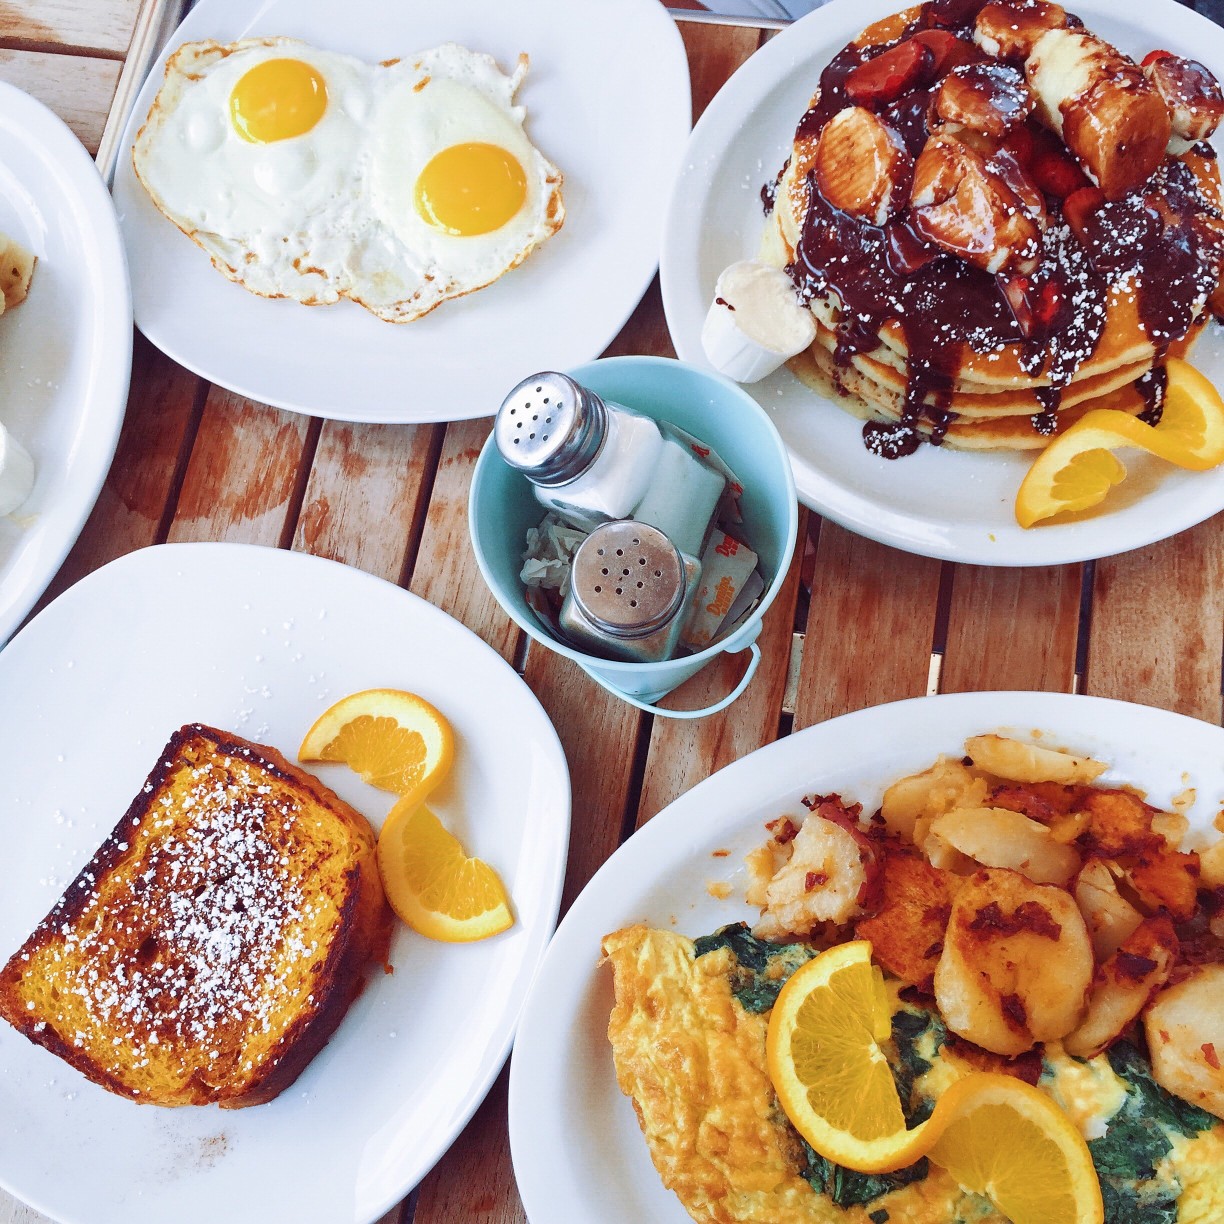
[37,734,332,1084]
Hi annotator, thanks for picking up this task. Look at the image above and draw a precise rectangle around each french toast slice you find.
[0,723,393,1108]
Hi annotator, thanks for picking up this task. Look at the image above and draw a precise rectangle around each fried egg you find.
[131,38,565,322]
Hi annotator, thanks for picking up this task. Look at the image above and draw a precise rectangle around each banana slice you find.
[813,106,913,226]
[974,0,1067,61]
[0,421,34,516]
[700,261,816,384]
[1025,28,1171,198]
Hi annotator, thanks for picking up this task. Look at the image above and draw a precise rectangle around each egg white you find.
[131,37,565,320]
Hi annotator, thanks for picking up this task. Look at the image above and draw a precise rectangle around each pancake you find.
[764,6,1224,456]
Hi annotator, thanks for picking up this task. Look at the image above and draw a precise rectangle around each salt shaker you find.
[558,521,701,663]
[494,371,727,558]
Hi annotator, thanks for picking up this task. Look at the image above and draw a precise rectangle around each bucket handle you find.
[576,641,762,720]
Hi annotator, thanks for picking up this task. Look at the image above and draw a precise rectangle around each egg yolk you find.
[414,142,527,236]
[229,58,327,144]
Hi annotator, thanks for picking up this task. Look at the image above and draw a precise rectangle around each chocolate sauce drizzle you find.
[784,0,1224,457]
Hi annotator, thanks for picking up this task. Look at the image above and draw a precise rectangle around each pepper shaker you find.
[558,521,701,663]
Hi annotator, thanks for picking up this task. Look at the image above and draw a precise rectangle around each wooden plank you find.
[166,386,312,545]
[941,564,1081,694]
[678,19,762,119]
[0,50,118,156]
[1086,517,1224,725]
[0,0,144,57]
[636,508,807,823]
[292,421,441,583]
[31,332,202,611]
[411,1069,522,1224]
[793,521,943,728]
[408,417,519,662]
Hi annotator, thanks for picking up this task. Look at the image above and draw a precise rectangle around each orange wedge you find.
[926,1074,1104,1224]
[299,689,454,806]
[1015,358,1224,527]
[376,801,513,943]
[766,941,936,1173]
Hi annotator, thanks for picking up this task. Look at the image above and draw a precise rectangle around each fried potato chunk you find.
[1121,847,1202,922]
[750,810,870,940]
[854,849,961,993]
[1077,788,1166,856]
[1144,965,1224,1120]
[934,868,1093,1055]
[1075,859,1144,961]
[931,806,1081,886]
[964,735,1107,785]
[881,756,987,841]
[1063,916,1178,1058]
[0,232,35,311]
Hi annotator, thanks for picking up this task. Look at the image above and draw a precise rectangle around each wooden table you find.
[2,4,1224,1223]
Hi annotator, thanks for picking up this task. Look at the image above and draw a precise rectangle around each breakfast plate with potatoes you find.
[0,81,131,647]
[111,0,690,423]
[661,0,1224,565]
[508,689,1224,1224]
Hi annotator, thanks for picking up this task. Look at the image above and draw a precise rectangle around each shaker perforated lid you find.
[494,371,608,487]
[569,521,685,638]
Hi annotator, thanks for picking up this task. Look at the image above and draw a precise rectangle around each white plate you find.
[0,542,570,1224]
[112,0,690,423]
[660,0,1224,566]
[508,689,1224,1222]
[0,83,131,645]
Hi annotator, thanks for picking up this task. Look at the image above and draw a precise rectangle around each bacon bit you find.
[923,903,953,927]
[1115,951,1159,981]
[766,817,799,844]
[1160,1029,1172,1043]
[923,940,944,959]
[1001,993,1028,1031]
[946,1034,1043,1083]
[805,871,829,891]
[967,900,1062,940]
[711,849,730,858]
[1203,1042,1220,1070]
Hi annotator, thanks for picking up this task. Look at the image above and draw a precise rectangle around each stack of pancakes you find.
[762,6,1224,451]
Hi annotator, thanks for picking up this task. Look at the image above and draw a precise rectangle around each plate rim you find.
[112,0,691,423]
[507,687,1224,1221]
[0,80,132,646]
[0,540,572,1224]
[659,0,1224,566]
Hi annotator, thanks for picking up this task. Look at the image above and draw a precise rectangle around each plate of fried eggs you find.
[112,0,690,422]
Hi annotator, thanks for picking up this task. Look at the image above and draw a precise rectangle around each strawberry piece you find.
[1142,49,1175,67]
[1002,123,1037,165]
[909,29,983,76]
[1029,134,1089,198]
[845,41,936,110]
[1063,185,1105,242]
[1001,273,1035,336]
[1033,280,1063,328]
[1000,274,1064,338]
